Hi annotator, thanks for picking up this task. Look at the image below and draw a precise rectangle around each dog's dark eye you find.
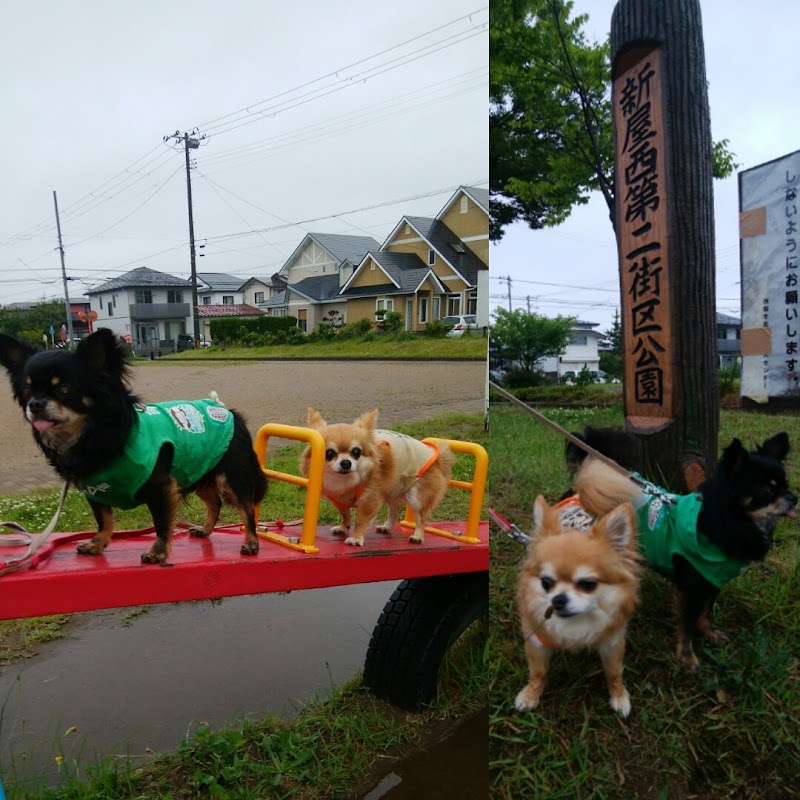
[540,576,555,591]
[55,385,71,398]
[351,447,362,459]
[576,578,598,593]
[325,449,337,461]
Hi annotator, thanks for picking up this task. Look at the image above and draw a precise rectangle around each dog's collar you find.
[533,630,556,649]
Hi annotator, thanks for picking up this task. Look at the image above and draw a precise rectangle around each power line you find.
[191,8,487,136]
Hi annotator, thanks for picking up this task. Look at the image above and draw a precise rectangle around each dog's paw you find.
[375,524,393,534]
[409,534,424,544]
[703,626,730,646]
[331,525,349,536]
[188,525,211,538]
[141,550,168,565]
[514,685,541,712]
[676,649,700,673]
[76,541,105,556]
[240,539,259,556]
[609,690,631,718]
[344,536,364,546]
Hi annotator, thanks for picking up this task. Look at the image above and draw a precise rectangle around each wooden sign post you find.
[611,0,718,491]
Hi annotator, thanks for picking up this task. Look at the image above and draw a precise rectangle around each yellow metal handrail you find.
[253,423,325,554]
[399,438,487,545]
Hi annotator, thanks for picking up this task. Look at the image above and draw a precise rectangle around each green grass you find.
[155,335,486,361]
[489,403,800,798]
[0,413,487,799]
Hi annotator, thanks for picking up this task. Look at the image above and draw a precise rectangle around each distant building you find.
[538,321,603,381]
[716,312,741,369]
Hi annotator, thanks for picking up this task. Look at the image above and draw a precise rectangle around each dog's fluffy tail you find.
[573,458,646,518]
[436,442,456,480]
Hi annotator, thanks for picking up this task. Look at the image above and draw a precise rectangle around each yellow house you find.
[254,185,488,333]
[340,186,489,332]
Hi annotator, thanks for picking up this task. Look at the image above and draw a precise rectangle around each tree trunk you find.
[611,0,718,491]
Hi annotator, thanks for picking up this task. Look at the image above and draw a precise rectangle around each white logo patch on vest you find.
[207,406,230,424]
[84,482,110,496]
[168,404,206,434]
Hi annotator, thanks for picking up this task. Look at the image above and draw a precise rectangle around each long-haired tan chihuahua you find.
[301,408,454,546]
[515,496,641,717]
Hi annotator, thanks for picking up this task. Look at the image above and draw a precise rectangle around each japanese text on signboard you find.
[614,47,671,420]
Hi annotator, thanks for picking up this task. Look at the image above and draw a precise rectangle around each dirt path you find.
[0,360,485,494]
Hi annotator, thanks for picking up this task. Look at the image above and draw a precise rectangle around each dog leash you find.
[489,380,659,548]
[489,381,642,480]
[0,480,70,576]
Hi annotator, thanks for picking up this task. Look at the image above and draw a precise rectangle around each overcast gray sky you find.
[490,0,800,333]
[0,1,488,305]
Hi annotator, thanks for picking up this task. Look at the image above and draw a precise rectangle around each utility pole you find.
[497,275,513,311]
[52,191,75,346]
[164,129,205,348]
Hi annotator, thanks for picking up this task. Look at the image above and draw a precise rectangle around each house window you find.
[428,250,435,266]
[298,309,308,332]
[376,298,394,314]
[447,295,461,316]
[418,296,429,324]
[254,291,264,304]
[99,297,103,309]
[167,290,183,303]
[467,291,478,314]
[202,296,211,305]
[135,289,153,304]
[570,334,588,346]
[460,195,468,214]
[433,296,441,320]
[223,296,234,305]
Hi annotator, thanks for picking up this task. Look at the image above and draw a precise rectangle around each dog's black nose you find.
[28,397,48,414]
[340,459,351,471]
[551,593,568,611]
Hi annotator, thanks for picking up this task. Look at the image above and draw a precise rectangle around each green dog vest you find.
[80,400,235,508]
[635,490,749,589]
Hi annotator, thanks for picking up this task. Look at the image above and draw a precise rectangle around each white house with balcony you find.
[538,321,603,381]
[87,267,193,349]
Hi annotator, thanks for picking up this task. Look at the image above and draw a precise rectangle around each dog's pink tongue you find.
[32,419,55,432]
[787,508,798,519]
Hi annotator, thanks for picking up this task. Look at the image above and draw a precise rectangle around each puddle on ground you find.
[360,708,488,800]
[0,582,397,788]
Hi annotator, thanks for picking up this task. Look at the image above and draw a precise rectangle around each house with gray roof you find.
[196,272,246,305]
[87,267,193,349]
[717,312,742,369]
[264,232,379,330]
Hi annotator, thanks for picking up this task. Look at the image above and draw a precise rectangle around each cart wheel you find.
[363,571,488,711]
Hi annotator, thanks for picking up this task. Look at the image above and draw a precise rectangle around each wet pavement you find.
[0,584,397,788]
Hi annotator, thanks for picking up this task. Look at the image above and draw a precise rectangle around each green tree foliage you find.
[490,308,576,373]
[598,308,623,380]
[0,300,67,345]
[490,0,737,241]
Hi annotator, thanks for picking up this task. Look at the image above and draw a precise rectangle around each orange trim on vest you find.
[325,485,365,512]
[535,630,557,649]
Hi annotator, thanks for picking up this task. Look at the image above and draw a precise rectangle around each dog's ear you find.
[721,437,749,477]
[76,329,130,379]
[532,495,549,538]
[307,408,326,429]
[0,333,38,376]
[356,409,379,431]
[593,502,637,552]
[757,432,790,462]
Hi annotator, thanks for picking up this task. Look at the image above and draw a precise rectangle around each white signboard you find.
[739,149,800,402]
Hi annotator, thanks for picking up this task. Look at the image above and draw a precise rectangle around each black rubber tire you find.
[363,571,488,711]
